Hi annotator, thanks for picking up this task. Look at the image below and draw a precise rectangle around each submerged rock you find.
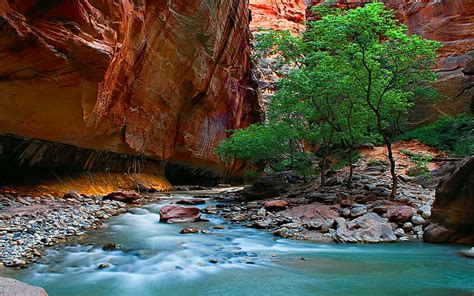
[159,205,201,223]
[102,243,122,252]
[0,276,48,296]
[176,199,206,205]
[335,212,396,243]
[180,227,200,234]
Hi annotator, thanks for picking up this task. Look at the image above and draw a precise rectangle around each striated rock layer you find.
[0,0,263,192]
[308,0,474,123]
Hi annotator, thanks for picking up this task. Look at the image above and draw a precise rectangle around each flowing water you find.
[1,190,473,296]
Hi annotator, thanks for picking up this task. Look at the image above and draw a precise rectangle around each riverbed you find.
[1,191,473,295]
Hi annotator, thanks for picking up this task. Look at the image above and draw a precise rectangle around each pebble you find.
[0,194,130,267]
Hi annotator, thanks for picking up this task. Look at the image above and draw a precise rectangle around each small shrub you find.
[398,114,474,157]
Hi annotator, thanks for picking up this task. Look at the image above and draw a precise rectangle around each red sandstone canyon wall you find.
[0,0,262,178]
[250,0,308,33]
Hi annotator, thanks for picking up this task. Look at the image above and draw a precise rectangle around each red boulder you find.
[388,206,415,223]
[160,205,201,223]
[264,200,290,211]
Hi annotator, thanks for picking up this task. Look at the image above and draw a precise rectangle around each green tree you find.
[256,2,440,197]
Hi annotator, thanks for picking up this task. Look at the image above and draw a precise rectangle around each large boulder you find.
[388,206,415,223]
[281,203,340,229]
[335,212,397,243]
[424,156,474,244]
[0,277,48,296]
[240,172,290,200]
[159,205,201,223]
[103,191,141,204]
[264,200,289,211]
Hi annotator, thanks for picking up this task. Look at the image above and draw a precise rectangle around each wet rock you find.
[209,258,218,264]
[103,191,140,204]
[180,227,200,234]
[98,263,110,269]
[159,205,201,223]
[273,227,290,239]
[0,276,48,295]
[350,204,368,218]
[102,243,122,251]
[388,206,414,223]
[335,212,396,243]
[263,200,289,211]
[459,247,474,259]
[176,199,206,205]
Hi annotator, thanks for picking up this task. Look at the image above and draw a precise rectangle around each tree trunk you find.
[320,153,327,187]
[347,149,353,188]
[383,135,397,198]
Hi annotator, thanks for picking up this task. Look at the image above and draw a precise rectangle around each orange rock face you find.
[250,0,308,33]
[0,0,262,179]
[308,0,474,121]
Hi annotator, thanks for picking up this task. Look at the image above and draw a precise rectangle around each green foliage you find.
[217,2,441,184]
[400,150,432,177]
[398,114,474,157]
[215,123,304,171]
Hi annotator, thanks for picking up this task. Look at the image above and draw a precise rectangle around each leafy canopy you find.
[217,2,441,180]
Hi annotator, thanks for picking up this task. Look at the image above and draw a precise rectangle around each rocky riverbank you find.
[0,191,156,268]
[211,157,438,243]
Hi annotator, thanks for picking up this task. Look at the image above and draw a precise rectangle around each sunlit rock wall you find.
[0,0,263,192]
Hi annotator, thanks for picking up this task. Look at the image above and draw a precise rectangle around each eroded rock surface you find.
[0,277,48,296]
[250,0,307,33]
[0,0,262,180]
[159,205,201,223]
[424,156,474,244]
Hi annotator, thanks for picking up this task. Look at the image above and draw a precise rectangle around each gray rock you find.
[403,222,413,232]
[341,208,351,218]
[421,211,431,219]
[350,204,368,218]
[306,192,338,204]
[394,228,406,237]
[0,276,48,295]
[335,212,396,243]
[411,214,426,226]
[321,219,335,233]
